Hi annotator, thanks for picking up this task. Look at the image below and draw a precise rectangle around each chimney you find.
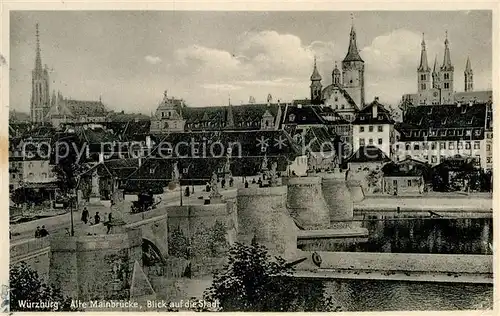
[146,135,152,149]
[138,156,142,167]
[99,152,104,163]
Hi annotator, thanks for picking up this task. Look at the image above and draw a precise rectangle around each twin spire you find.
[441,30,453,71]
[419,31,456,72]
[418,33,430,72]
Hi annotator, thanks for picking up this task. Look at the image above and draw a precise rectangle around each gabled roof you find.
[402,103,486,130]
[321,84,359,110]
[60,99,108,117]
[283,105,326,125]
[352,100,394,125]
[382,158,431,177]
[346,145,390,163]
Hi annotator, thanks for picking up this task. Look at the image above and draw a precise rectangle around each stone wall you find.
[10,238,51,281]
[287,177,330,229]
[49,229,142,301]
[236,186,298,259]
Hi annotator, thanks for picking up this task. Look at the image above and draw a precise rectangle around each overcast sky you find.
[9,10,492,114]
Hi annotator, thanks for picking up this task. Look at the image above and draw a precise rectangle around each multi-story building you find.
[9,139,57,193]
[351,97,396,158]
[401,32,492,108]
[394,102,491,170]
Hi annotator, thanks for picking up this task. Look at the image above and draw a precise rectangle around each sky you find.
[9,10,492,114]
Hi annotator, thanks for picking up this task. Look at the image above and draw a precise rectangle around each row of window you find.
[360,138,383,146]
[359,125,384,133]
[10,161,47,169]
[397,155,481,164]
[12,172,49,179]
[396,141,482,151]
[405,128,481,138]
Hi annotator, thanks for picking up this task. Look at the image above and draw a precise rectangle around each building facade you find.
[394,103,491,170]
[351,97,396,158]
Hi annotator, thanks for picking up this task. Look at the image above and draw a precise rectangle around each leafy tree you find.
[168,225,190,259]
[192,220,229,258]
[10,262,76,311]
[203,242,341,312]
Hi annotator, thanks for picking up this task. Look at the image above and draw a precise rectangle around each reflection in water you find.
[325,279,493,311]
[333,217,493,254]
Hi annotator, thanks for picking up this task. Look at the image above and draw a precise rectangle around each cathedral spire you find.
[464,56,473,92]
[465,56,472,73]
[310,56,322,81]
[418,33,430,72]
[432,54,438,73]
[35,23,43,71]
[343,16,364,63]
[227,93,234,128]
[441,30,453,70]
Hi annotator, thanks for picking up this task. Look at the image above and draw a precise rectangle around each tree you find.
[168,225,190,259]
[9,262,76,311]
[203,242,341,312]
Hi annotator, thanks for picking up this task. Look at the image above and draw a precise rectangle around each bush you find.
[203,242,341,312]
[9,262,76,311]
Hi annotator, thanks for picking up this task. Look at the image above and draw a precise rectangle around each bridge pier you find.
[287,177,330,230]
[321,175,354,229]
[237,186,298,259]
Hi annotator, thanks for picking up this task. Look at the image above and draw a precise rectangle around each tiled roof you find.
[60,99,108,117]
[352,100,394,125]
[283,105,325,125]
[183,104,283,130]
[398,103,488,141]
[382,158,431,177]
[148,130,300,159]
[346,145,391,163]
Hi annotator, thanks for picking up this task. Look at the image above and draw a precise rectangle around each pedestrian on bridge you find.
[35,226,41,238]
[39,226,49,238]
[94,212,101,225]
[81,207,89,224]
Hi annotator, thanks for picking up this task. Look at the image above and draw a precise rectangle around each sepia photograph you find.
[3,4,496,313]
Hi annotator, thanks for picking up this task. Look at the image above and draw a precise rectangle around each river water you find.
[331,217,493,254]
[320,217,494,311]
[326,279,493,311]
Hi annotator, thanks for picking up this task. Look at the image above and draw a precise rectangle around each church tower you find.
[332,61,341,86]
[439,31,454,104]
[309,56,323,104]
[464,56,473,92]
[31,23,51,123]
[417,34,431,93]
[342,19,365,109]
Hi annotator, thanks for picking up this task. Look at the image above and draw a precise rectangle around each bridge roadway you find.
[10,185,238,243]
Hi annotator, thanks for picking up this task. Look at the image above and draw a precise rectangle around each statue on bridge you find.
[269,161,279,187]
[210,171,223,202]
[108,177,126,231]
